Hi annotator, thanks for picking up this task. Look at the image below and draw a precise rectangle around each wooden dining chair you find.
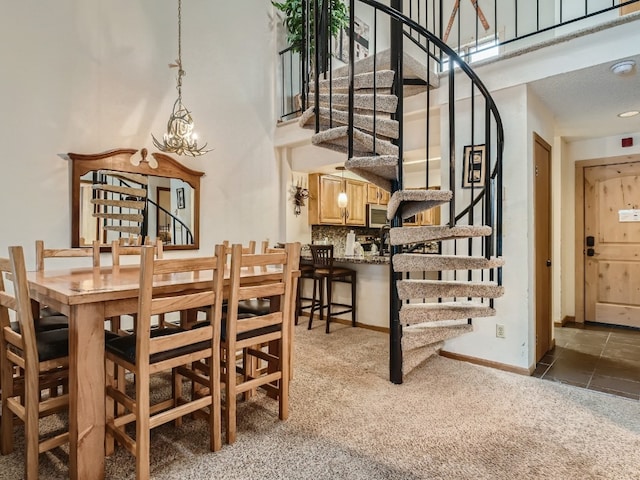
[221,242,300,444]
[109,238,164,333]
[194,240,259,327]
[33,240,102,331]
[104,244,226,480]
[1,246,70,479]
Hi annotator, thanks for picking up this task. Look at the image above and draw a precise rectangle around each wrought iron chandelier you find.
[152,0,210,157]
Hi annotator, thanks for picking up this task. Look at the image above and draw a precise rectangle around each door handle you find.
[546,260,551,267]
[586,248,595,257]
[586,236,595,247]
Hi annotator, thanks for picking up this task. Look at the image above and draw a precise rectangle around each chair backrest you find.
[134,244,226,367]
[261,240,286,253]
[111,238,164,266]
[222,240,256,255]
[35,240,100,271]
[309,244,334,269]
[226,242,301,344]
[0,246,40,371]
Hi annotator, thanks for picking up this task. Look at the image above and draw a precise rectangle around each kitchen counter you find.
[301,253,390,265]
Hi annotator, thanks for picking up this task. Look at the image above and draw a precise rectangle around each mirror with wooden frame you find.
[69,148,204,250]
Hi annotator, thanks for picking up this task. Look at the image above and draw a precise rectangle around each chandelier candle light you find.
[152,0,210,157]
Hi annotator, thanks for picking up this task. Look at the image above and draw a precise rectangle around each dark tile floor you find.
[533,322,640,400]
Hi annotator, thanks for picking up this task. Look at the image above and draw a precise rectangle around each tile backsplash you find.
[310,225,439,256]
[310,226,379,256]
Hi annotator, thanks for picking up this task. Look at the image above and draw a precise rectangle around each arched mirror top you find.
[70,148,204,251]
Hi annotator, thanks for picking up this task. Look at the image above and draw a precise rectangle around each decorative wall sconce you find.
[290,175,309,216]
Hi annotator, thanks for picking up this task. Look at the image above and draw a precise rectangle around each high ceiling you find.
[528,54,640,140]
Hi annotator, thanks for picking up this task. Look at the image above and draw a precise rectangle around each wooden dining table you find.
[26,263,295,480]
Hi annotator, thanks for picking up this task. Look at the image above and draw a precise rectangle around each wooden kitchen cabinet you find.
[366,184,389,205]
[308,173,366,226]
[400,187,441,226]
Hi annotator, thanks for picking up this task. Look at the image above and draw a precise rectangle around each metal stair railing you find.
[306,0,504,383]
[94,175,194,246]
[405,0,640,67]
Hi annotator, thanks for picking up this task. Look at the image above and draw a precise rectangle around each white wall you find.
[441,84,533,370]
[0,1,281,267]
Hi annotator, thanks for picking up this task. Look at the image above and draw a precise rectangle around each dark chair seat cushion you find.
[237,298,272,316]
[36,314,69,331]
[36,328,70,362]
[40,306,63,318]
[193,313,279,342]
[313,267,355,277]
[105,327,210,365]
[8,325,70,362]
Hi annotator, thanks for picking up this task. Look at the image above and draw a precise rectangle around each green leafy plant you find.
[272,0,348,54]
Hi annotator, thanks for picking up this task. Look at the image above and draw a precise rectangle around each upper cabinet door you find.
[318,175,344,224]
[345,180,366,226]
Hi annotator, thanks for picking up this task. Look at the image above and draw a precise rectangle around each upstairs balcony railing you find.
[276,0,640,119]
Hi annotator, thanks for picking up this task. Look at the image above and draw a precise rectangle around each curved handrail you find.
[356,0,504,184]
[98,175,195,245]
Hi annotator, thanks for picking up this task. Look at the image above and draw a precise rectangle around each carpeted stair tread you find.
[390,225,492,245]
[312,126,398,156]
[402,323,473,351]
[402,341,444,376]
[399,301,496,325]
[299,106,399,139]
[346,155,398,191]
[394,254,505,272]
[309,70,395,92]
[331,49,439,91]
[397,280,504,300]
[318,93,398,113]
[387,189,453,220]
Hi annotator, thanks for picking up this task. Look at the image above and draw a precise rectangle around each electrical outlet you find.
[496,324,506,338]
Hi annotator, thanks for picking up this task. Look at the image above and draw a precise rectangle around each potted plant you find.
[272,0,348,55]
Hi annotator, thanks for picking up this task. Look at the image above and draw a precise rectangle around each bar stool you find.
[308,245,356,333]
[295,257,315,325]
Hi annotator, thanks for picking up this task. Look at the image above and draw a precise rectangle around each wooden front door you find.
[534,134,552,362]
[584,162,640,328]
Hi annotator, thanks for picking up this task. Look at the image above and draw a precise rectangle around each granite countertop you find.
[301,253,390,265]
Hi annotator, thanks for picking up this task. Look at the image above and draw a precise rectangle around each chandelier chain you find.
[176,0,184,97]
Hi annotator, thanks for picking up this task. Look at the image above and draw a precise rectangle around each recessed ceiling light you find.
[610,60,636,75]
[618,110,640,118]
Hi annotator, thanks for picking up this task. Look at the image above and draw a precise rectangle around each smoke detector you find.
[610,60,636,75]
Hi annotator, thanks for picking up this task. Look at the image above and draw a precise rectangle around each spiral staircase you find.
[297,0,504,383]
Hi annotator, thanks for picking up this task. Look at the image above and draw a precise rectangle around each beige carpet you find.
[2,324,640,479]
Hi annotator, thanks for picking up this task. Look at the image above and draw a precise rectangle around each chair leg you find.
[351,272,357,327]
[135,372,151,480]
[1,352,14,455]
[105,359,116,456]
[25,373,40,480]
[308,278,317,330]
[318,277,325,322]
[325,276,332,334]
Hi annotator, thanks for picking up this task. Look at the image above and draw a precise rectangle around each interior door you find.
[534,135,552,362]
[584,162,640,328]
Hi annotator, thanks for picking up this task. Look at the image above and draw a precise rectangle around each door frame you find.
[574,154,640,323]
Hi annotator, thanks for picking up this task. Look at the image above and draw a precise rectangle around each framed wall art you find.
[462,144,486,188]
[176,187,185,209]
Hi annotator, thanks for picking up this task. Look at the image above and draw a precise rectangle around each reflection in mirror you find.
[70,148,203,250]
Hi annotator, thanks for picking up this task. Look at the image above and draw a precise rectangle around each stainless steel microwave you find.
[368,204,389,228]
